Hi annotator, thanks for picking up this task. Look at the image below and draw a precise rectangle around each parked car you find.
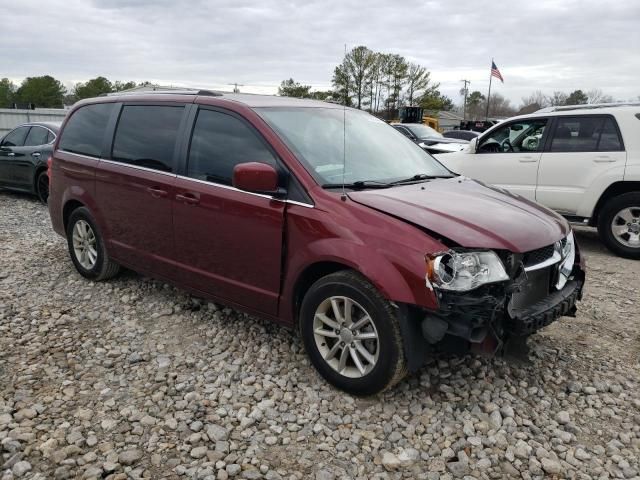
[48,91,585,395]
[0,122,60,203]
[443,130,481,141]
[391,123,468,154]
[435,104,640,259]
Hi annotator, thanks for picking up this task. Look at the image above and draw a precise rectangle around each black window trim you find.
[178,104,313,206]
[105,101,191,174]
[23,125,53,147]
[543,113,625,153]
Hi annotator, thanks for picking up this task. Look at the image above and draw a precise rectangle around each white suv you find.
[435,104,640,259]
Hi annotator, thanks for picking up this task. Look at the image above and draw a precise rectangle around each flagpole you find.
[485,58,493,121]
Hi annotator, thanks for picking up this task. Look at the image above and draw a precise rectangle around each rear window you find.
[24,126,49,147]
[59,103,114,157]
[111,105,184,173]
[549,116,623,152]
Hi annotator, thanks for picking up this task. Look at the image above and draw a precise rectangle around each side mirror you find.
[233,162,282,195]
[468,137,478,153]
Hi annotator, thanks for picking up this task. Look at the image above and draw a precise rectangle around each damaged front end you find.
[415,232,585,361]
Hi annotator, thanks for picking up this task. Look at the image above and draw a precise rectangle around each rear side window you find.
[549,116,623,152]
[24,126,49,147]
[187,109,277,185]
[59,103,114,157]
[111,105,184,173]
[1,126,30,147]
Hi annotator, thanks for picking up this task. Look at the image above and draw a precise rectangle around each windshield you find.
[405,124,443,138]
[256,107,451,185]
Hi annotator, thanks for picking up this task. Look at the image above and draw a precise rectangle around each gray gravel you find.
[1,191,639,480]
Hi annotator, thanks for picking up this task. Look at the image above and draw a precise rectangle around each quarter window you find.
[549,116,623,152]
[111,105,184,173]
[59,103,114,157]
[478,119,547,153]
[1,126,30,147]
[24,126,49,147]
[187,109,277,185]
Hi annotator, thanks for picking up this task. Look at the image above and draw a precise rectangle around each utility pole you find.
[460,79,470,121]
[228,83,244,93]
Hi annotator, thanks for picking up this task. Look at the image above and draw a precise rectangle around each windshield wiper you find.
[388,173,455,185]
[322,180,392,190]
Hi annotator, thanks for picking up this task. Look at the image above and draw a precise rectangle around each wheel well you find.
[292,261,352,327]
[63,200,85,231]
[591,181,640,226]
[33,166,47,190]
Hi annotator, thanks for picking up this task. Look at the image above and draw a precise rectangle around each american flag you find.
[491,61,504,83]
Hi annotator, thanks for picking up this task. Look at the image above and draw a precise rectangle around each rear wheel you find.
[598,192,640,259]
[66,207,121,280]
[36,170,49,204]
[300,270,406,395]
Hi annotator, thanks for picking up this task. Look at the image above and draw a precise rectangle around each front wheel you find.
[598,192,640,259]
[300,271,407,396]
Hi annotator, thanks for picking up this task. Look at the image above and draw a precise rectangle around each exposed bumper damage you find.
[400,251,585,372]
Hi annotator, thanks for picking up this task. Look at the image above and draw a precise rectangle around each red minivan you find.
[49,91,585,395]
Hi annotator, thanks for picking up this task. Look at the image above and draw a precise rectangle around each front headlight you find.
[426,251,509,292]
[556,231,575,289]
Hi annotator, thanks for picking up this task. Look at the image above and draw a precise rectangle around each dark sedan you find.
[392,123,468,154]
[443,129,481,141]
[0,122,60,203]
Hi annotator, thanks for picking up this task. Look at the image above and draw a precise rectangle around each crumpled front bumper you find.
[507,279,583,336]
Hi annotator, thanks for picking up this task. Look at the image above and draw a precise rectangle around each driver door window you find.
[478,119,548,154]
[455,118,548,201]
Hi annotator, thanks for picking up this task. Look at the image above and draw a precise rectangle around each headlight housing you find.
[556,231,575,290]
[426,250,509,292]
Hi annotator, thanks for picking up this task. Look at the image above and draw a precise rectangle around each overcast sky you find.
[3,0,639,106]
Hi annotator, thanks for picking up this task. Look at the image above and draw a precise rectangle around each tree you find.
[331,62,352,106]
[15,76,66,108]
[343,46,376,109]
[465,91,486,119]
[419,90,454,112]
[483,93,516,117]
[74,76,113,100]
[565,89,588,105]
[405,63,432,106]
[113,80,137,92]
[309,90,334,101]
[549,91,568,106]
[587,89,614,104]
[278,78,312,98]
[388,54,408,113]
[0,78,16,108]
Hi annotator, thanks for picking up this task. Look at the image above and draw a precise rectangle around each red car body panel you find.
[49,92,578,331]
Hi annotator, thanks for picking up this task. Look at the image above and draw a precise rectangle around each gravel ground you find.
[1,191,639,480]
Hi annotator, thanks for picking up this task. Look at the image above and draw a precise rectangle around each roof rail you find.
[536,102,640,113]
[103,89,222,97]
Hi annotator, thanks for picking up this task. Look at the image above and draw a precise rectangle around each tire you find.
[36,170,49,204]
[66,207,121,280]
[597,192,640,260]
[299,270,407,396]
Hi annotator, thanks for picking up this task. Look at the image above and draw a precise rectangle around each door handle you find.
[519,156,537,163]
[175,192,200,205]
[593,156,615,163]
[7,152,15,157]
[32,152,41,158]
[146,186,168,198]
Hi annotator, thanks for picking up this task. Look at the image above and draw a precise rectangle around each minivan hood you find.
[348,177,569,253]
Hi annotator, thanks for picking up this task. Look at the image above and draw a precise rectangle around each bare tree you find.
[587,89,614,104]
[549,91,568,106]
[405,63,431,106]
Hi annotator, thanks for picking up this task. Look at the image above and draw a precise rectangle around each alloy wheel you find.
[72,220,98,270]
[611,206,640,248]
[313,296,379,378]
[37,174,49,203]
